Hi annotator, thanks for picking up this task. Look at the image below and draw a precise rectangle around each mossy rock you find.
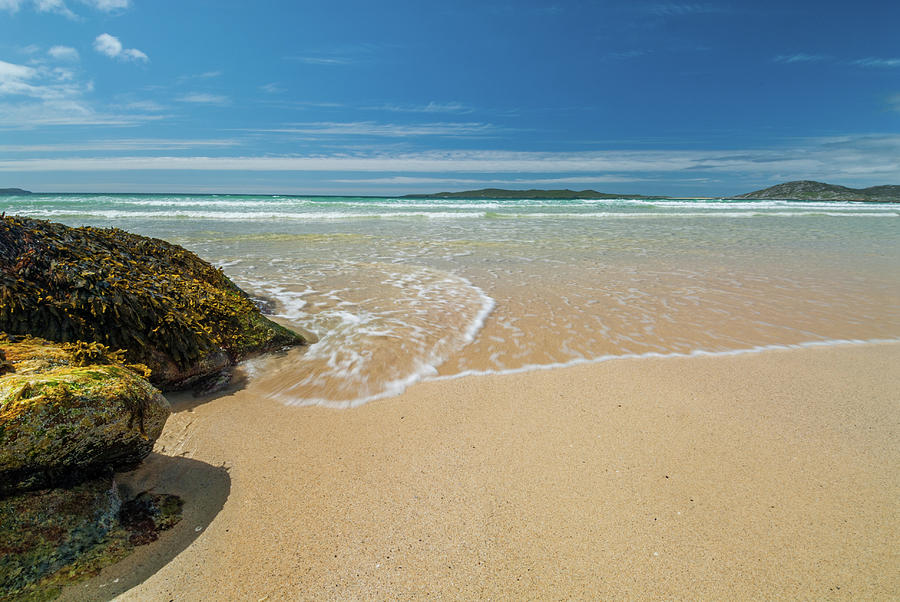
[0,476,121,598]
[0,478,183,600]
[0,215,307,390]
[0,336,170,496]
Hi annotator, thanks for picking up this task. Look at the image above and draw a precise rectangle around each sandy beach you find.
[60,341,899,600]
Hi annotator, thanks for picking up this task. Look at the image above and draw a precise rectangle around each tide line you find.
[427,337,900,383]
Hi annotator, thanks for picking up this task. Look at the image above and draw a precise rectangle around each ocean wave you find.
[234,264,496,408]
[11,207,898,222]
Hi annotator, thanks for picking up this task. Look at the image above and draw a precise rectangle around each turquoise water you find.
[3,193,899,406]
[5,192,898,223]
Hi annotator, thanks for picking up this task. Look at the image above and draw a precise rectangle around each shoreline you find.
[64,342,899,599]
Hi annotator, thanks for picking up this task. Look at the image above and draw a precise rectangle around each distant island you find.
[403,182,900,202]
[2,182,898,202]
[402,188,668,200]
[732,181,900,202]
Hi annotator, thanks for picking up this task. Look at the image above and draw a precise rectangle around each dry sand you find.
[63,343,899,600]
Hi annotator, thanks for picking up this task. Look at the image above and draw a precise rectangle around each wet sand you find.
[65,342,899,600]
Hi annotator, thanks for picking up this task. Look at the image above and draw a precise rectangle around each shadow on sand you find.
[58,453,231,601]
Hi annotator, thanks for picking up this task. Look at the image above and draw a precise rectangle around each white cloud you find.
[774,54,825,64]
[331,175,643,186]
[0,59,37,84]
[0,138,239,152]
[176,93,230,105]
[94,33,148,62]
[0,100,164,127]
[34,0,77,19]
[48,45,80,61]
[93,33,122,57]
[176,70,222,84]
[260,82,283,94]
[852,57,900,68]
[0,137,896,183]
[80,0,130,10]
[0,58,159,127]
[122,48,148,62]
[0,0,131,15]
[0,59,84,100]
[285,56,354,65]
[118,99,165,112]
[258,121,499,138]
[370,101,473,114]
[0,0,24,12]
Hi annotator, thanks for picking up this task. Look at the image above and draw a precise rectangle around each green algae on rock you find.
[0,478,182,601]
[0,215,307,390]
[0,477,121,598]
[0,335,170,496]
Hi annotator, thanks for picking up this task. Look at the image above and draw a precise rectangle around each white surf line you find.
[272,336,900,409]
[426,337,900,383]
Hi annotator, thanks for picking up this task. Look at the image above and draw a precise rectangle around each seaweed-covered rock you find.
[0,335,170,496]
[0,215,306,390]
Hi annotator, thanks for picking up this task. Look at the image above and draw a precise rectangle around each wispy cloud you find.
[34,0,77,19]
[0,101,165,127]
[176,93,230,105]
[2,136,896,182]
[116,99,165,112]
[94,33,149,62]
[1,0,130,16]
[285,56,355,66]
[47,45,79,61]
[259,82,283,94]
[176,70,223,83]
[774,53,826,64]
[258,121,499,138]
[79,0,130,11]
[851,57,900,68]
[283,43,383,66]
[0,58,162,127]
[0,138,239,152]
[777,54,900,69]
[0,58,84,99]
[0,0,24,12]
[369,101,473,114]
[331,175,643,186]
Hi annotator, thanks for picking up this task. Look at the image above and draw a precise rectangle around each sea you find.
[3,193,899,407]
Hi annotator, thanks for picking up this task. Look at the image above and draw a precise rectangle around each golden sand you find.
[62,343,899,600]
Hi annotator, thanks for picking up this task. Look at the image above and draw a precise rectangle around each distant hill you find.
[0,188,32,195]
[733,181,900,202]
[403,188,667,200]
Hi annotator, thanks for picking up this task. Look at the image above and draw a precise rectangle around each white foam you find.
[252,268,497,409]
[428,337,900,383]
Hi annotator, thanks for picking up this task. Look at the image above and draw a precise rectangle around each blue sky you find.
[0,0,898,195]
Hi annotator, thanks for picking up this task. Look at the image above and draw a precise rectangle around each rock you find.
[0,215,307,390]
[0,335,170,496]
[0,476,121,596]
[0,477,183,599]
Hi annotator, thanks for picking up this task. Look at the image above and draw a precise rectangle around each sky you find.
[0,0,898,196]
